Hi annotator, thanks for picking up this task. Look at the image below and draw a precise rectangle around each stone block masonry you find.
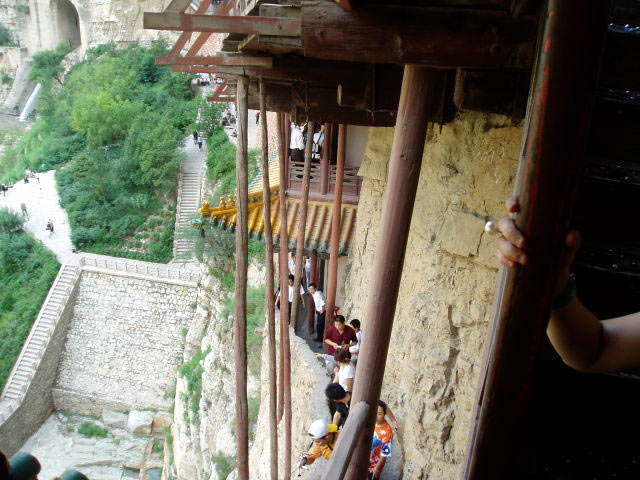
[53,271,198,416]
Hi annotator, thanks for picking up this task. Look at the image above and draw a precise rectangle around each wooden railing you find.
[330,165,361,197]
[320,401,371,480]
[288,161,361,197]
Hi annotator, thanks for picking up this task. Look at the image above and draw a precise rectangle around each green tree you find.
[28,44,72,86]
[123,112,184,189]
[71,91,143,146]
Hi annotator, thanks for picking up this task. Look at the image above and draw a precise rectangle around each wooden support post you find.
[308,251,318,335]
[234,75,250,480]
[324,123,345,339]
[260,80,279,480]
[320,123,331,195]
[344,66,440,480]
[461,2,609,478]
[290,120,315,330]
[277,115,286,422]
[277,112,293,480]
[321,402,371,480]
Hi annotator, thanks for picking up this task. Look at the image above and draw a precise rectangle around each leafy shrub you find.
[0,25,16,47]
[178,347,211,424]
[77,422,108,438]
[211,452,236,480]
[0,207,23,232]
[0,223,58,390]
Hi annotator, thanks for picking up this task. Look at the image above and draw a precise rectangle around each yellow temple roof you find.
[197,158,357,256]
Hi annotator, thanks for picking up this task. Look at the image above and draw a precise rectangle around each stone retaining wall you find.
[0,275,79,456]
[53,271,197,416]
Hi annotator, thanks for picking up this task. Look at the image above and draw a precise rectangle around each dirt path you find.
[0,170,75,263]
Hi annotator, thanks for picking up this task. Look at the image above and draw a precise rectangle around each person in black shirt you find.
[325,383,351,428]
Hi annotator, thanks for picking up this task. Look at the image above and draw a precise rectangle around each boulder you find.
[153,411,173,430]
[102,409,128,429]
[126,410,154,435]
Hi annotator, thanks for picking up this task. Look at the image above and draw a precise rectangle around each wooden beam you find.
[461,1,609,478]
[171,65,219,73]
[321,402,371,479]
[290,120,315,329]
[344,67,442,480]
[454,69,530,119]
[165,0,192,13]
[301,0,536,69]
[277,111,293,480]
[157,55,273,66]
[336,0,354,11]
[259,79,279,480]
[234,75,250,480]
[144,12,301,36]
[166,0,212,57]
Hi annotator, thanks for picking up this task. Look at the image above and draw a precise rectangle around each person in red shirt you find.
[324,315,357,355]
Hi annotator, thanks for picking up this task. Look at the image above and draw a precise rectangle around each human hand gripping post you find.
[490,197,640,373]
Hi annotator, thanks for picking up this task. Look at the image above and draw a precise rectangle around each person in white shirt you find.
[332,349,355,393]
[288,252,296,276]
[308,283,326,342]
[290,123,305,162]
[275,274,305,321]
[312,126,324,161]
[349,319,362,365]
[304,256,311,291]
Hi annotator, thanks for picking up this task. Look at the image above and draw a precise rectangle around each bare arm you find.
[497,197,640,373]
[386,406,398,431]
[332,410,342,426]
[550,301,640,372]
[345,377,353,393]
[372,457,386,479]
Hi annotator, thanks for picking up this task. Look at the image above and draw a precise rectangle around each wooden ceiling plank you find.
[300,0,536,69]
[144,12,302,36]
[157,55,273,66]
[171,65,220,73]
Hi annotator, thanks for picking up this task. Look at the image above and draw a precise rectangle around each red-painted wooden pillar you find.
[462,1,609,478]
[343,66,440,480]
[324,123,345,341]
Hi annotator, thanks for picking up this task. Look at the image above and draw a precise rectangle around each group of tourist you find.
[274,254,395,478]
[289,122,325,164]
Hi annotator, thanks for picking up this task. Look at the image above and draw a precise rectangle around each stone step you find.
[5,385,26,395]
[3,391,21,400]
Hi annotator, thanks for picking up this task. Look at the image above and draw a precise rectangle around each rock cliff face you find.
[166,263,263,480]
[340,112,522,479]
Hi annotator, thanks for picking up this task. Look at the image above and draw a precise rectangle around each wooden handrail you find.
[320,401,371,480]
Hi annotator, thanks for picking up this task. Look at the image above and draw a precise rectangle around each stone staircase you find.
[173,144,204,261]
[0,264,80,416]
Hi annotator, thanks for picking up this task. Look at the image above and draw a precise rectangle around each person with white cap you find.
[297,419,340,467]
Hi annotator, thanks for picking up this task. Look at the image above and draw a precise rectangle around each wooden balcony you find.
[286,161,362,202]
